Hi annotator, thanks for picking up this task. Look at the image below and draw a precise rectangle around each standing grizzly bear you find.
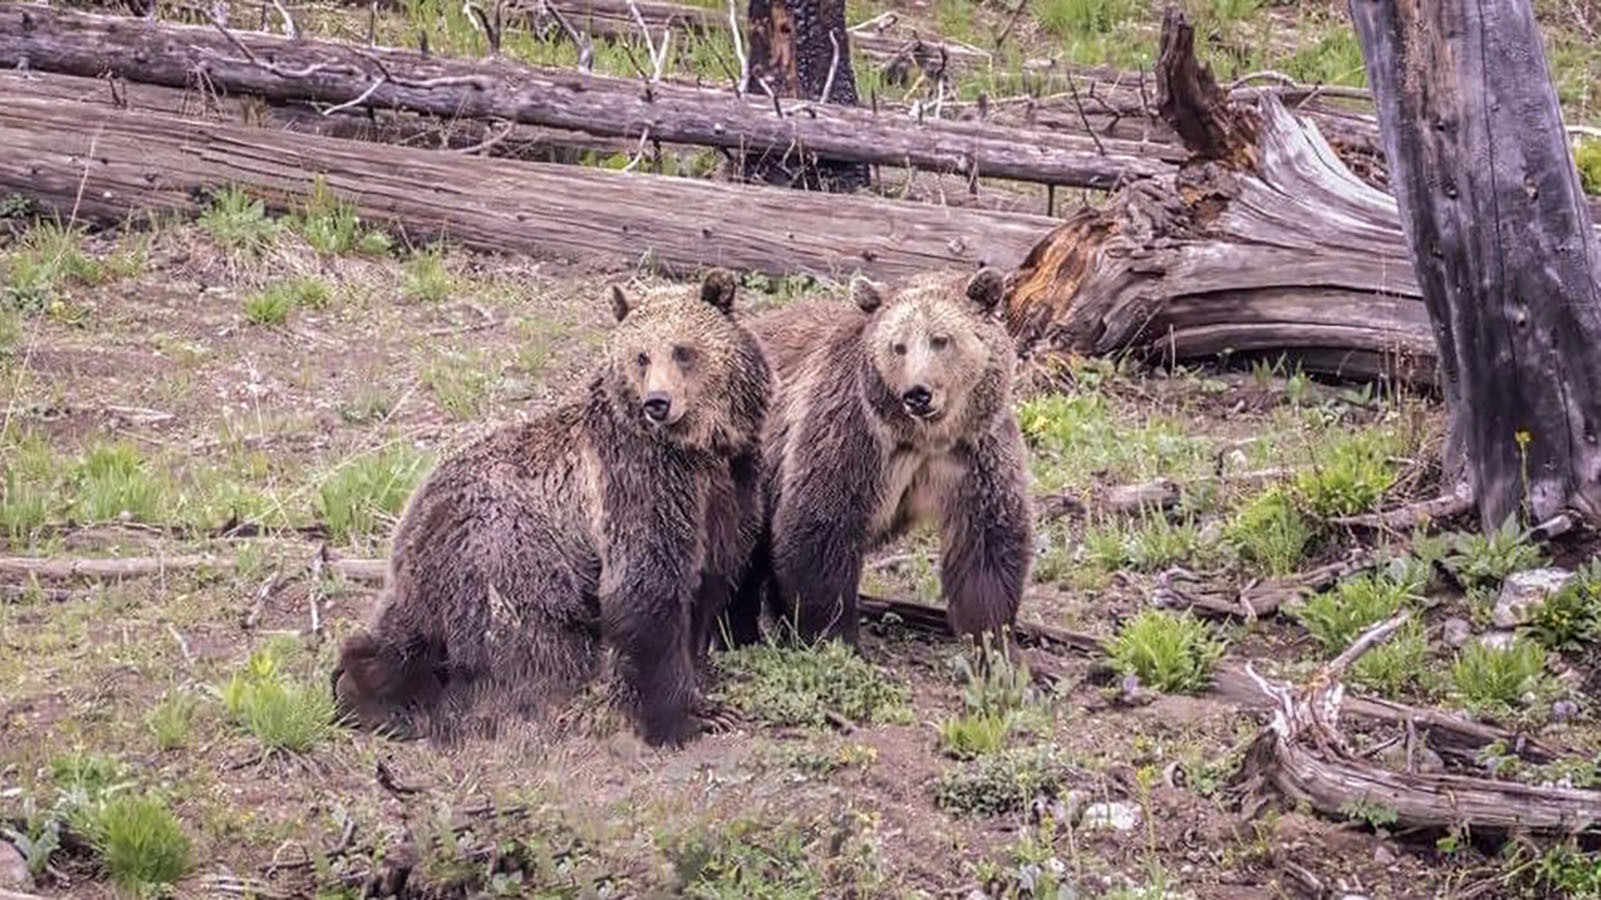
[332,270,770,747]
[725,267,1032,648]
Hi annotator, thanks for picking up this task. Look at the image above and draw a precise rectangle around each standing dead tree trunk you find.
[746,0,870,190]
[1349,0,1601,529]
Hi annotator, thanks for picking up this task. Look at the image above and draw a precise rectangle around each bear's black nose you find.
[643,393,672,422]
[902,385,933,414]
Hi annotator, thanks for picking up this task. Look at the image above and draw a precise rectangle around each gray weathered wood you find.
[0,91,1052,279]
[0,5,1178,191]
[1350,0,1601,527]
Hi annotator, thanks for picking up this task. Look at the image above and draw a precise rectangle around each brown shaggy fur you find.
[332,270,771,747]
[725,268,1032,648]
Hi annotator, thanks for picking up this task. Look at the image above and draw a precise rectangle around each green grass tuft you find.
[90,793,193,894]
[1292,427,1400,518]
[1226,485,1314,577]
[1450,638,1556,716]
[199,185,279,256]
[1288,569,1422,654]
[221,637,341,754]
[2,219,109,313]
[934,747,1079,817]
[1349,618,1434,700]
[1578,139,1601,195]
[403,245,455,302]
[1106,609,1226,694]
[244,276,331,326]
[73,442,168,523]
[293,178,391,257]
[145,689,201,752]
[1444,518,1547,589]
[316,444,432,545]
[714,640,912,729]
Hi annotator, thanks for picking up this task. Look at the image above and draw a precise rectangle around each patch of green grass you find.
[1444,518,1547,589]
[243,276,331,326]
[0,430,61,540]
[1019,390,1213,493]
[73,441,168,523]
[938,637,1046,759]
[403,245,454,302]
[2,219,109,313]
[422,352,495,420]
[933,747,1079,817]
[1528,559,1601,651]
[713,639,913,729]
[338,386,397,426]
[293,178,391,257]
[1523,842,1601,898]
[89,792,193,894]
[145,689,200,751]
[1107,609,1226,694]
[198,185,279,256]
[0,307,20,358]
[315,444,432,545]
[665,812,885,899]
[1349,618,1435,700]
[1288,569,1422,654]
[1278,20,1368,88]
[1450,638,1557,717]
[1577,139,1601,195]
[1292,427,1400,518]
[1036,0,1138,37]
[221,637,341,754]
[938,712,1012,760]
[1226,485,1314,577]
[1084,514,1204,573]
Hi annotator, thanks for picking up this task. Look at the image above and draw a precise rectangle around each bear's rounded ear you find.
[610,285,631,323]
[851,275,886,313]
[965,267,1006,312]
[700,268,738,315]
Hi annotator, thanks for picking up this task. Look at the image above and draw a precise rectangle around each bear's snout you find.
[902,385,935,418]
[643,391,674,423]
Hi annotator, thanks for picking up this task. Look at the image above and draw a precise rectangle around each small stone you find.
[0,839,29,890]
[1225,448,1249,472]
[1373,845,1398,866]
[1552,700,1580,723]
[1492,567,1574,629]
[496,376,538,402]
[1119,672,1141,702]
[1479,629,1517,651]
[1443,617,1474,648]
[1081,801,1142,831]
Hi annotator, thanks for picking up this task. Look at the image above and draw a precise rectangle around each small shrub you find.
[73,442,167,523]
[664,814,882,899]
[1444,518,1547,588]
[145,689,200,751]
[938,711,1011,760]
[90,793,192,894]
[3,220,106,313]
[422,355,494,420]
[294,178,390,257]
[1106,609,1226,694]
[221,638,340,753]
[1576,138,1601,196]
[713,640,912,729]
[243,287,293,326]
[199,185,278,255]
[403,245,454,302]
[316,444,432,544]
[1527,559,1601,651]
[1084,514,1202,573]
[1349,618,1434,699]
[933,747,1079,817]
[1293,428,1399,518]
[1451,638,1555,715]
[1288,569,1422,654]
[1227,486,1314,577]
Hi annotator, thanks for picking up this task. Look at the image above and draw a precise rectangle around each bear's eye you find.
[930,336,950,351]
[636,352,650,368]
[672,345,696,365]
[892,342,908,356]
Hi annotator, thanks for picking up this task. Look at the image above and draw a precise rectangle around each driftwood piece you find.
[1329,484,1475,531]
[0,6,1177,191]
[1151,549,1378,621]
[1237,614,1600,833]
[1351,0,1601,528]
[0,89,1053,279]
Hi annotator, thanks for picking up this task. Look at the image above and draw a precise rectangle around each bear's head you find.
[604,269,770,455]
[852,267,1015,435]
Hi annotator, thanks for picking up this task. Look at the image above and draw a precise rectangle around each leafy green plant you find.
[1292,428,1399,517]
[403,245,454,302]
[1576,138,1601,196]
[1226,486,1314,577]
[933,747,1079,817]
[1450,638,1556,716]
[243,277,331,325]
[1527,559,1601,651]
[1084,514,1203,573]
[316,444,432,544]
[1338,797,1399,831]
[73,442,168,523]
[3,219,108,313]
[145,688,200,751]
[422,353,494,420]
[1444,518,1547,588]
[90,792,193,894]
[221,637,341,753]
[1288,569,1422,654]
[1107,609,1226,694]
[1349,619,1434,700]
[713,639,912,729]
[199,185,278,256]
[293,179,391,257]
[938,711,1011,760]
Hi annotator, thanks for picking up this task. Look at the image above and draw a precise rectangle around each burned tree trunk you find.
[1349,0,1601,529]
[745,0,870,190]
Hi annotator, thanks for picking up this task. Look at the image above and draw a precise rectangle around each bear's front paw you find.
[692,697,743,736]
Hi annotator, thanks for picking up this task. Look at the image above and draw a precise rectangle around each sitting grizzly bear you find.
[332,270,770,747]
[724,268,1032,648]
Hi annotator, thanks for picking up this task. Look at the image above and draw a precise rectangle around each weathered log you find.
[0,553,386,583]
[0,90,1052,278]
[0,5,1177,191]
[1350,0,1601,528]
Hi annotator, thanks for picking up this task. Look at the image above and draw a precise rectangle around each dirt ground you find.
[2,203,1598,900]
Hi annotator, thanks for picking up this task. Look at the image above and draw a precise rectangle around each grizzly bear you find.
[723,267,1032,649]
[332,270,771,748]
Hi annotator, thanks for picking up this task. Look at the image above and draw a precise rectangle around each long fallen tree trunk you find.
[0,5,1178,191]
[0,90,1052,278]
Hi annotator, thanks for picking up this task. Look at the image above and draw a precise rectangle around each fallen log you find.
[0,553,385,583]
[0,89,1052,278]
[1236,614,1600,834]
[0,5,1178,191]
